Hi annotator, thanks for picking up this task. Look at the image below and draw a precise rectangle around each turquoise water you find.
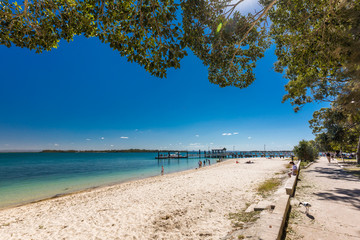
[0,152,202,209]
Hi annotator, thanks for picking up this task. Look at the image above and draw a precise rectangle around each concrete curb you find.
[303,161,314,169]
[260,161,301,239]
[285,161,301,196]
[240,161,302,240]
[258,195,290,240]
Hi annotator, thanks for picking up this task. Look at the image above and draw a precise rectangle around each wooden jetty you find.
[156,151,188,159]
[156,149,293,159]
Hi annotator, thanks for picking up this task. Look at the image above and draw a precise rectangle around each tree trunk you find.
[357,134,360,165]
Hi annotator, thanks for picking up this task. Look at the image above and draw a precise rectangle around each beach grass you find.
[257,178,282,197]
[229,210,260,229]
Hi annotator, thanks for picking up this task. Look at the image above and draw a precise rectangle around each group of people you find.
[161,158,212,175]
[198,159,211,168]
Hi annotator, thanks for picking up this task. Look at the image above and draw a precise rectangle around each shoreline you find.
[0,157,288,239]
[0,158,227,211]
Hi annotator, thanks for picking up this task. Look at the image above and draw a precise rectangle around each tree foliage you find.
[314,133,332,153]
[1,0,186,78]
[1,0,360,160]
[0,0,271,85]
[269,0,360,111]
[293,140,318,162]
[310,105,360,162]
[182,0,270,88]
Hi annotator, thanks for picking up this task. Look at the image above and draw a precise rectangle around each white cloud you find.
[110,145,114,147]
[85,138,91,141]
[100,137,104,140]
[248,136,252,139]
[195,134,200,137]
[190,143,200,146]
[120,136,129,139]
[54,143,59,146]
[233,132,239,135]
[222,133,232,136]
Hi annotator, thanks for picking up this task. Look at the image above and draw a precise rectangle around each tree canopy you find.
[310,107,360,153]
[269,0,360,110]
[0,0,270,84]
[2,0,358,102]
[1,0,187,78]
[1,0,360,160]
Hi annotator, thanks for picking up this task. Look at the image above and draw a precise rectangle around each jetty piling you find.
[156,150,293,159]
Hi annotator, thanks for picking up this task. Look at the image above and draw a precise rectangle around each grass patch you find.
[257,178,282,197]
[336,158,357,163]
[229,210,260,229]
[299,161,309,168]
[289,208,301,221]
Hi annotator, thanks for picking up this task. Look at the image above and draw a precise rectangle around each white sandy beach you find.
[0,158,288,240]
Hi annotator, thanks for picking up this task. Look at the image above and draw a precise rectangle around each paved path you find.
[285,157,360,240]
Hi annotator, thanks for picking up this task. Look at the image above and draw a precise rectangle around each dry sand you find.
[0,158,288,240]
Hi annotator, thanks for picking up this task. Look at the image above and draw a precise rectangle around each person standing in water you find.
[161,165,164,175]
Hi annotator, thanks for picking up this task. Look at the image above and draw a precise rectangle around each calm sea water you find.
[0,152,203,209]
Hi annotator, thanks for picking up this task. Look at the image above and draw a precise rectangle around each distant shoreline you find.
[1,149,294,153]
[41,149,162,153]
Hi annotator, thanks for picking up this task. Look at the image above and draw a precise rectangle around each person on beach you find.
[288,161,297,177]
[203,160,206,166]
[161,165,164,175]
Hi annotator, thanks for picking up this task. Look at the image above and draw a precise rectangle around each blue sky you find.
[0,35,327,151]
[0,1,327,151]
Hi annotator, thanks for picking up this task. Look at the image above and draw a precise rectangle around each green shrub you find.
[293,140,319,161]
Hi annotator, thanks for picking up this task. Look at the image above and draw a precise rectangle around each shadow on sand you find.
[306,213,315,220]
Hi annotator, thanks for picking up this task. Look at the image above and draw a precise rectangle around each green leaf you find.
[216,22,222,33]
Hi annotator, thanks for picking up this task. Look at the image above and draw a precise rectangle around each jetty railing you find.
[157,151,293,159]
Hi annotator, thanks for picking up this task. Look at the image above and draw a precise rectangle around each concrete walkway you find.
[285,157,360,240]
